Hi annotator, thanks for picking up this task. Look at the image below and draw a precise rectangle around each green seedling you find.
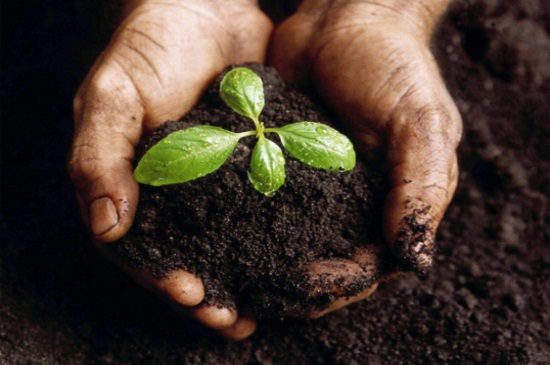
[134,67,356,196]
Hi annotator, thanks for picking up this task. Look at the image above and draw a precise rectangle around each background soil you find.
[1,0,549,364]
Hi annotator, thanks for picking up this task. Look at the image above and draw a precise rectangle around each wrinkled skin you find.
[68,0,461,340]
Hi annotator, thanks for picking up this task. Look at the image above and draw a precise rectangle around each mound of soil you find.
[113,64,396,318]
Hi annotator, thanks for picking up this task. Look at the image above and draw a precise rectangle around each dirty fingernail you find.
[89,197,118,236]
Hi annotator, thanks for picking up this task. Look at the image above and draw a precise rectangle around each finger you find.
[173,304,252,336]
[269,9,318,86]
[69,64,144,243]
[384,72,462,273]
[302,246,400,318]
[94,241,205,306]
[118,257,236,330]
[189,305,238,330]
[310,283,378,319]
[218,315,257,341]
[134,269,204,307]
[170,302,242,331]
[305,246,396,296]
[97,242,239,331]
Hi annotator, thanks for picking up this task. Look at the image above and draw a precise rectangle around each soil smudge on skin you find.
[394,199,435,273]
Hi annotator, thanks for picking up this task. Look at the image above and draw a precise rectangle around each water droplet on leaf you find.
[316,126,329,135]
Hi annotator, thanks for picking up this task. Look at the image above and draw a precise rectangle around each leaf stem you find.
[237,130,258,139]
[263,127,279,134]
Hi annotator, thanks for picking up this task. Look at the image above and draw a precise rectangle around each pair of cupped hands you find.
[69,0,462,341]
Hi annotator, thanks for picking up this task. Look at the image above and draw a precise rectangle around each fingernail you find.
[89,197,118,236]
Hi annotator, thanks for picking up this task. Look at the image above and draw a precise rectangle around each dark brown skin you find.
[68,0,462,340]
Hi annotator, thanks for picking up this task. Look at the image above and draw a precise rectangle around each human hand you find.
[270,0,462,316]
[68,0,272,340]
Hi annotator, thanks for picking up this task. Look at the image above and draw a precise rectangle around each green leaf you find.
[220,67,264,121]
[274,122,356,171]
[134,126,240,186]
[248,136,286,197]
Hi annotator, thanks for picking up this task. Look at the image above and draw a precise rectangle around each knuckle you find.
[393,102,462,151]
[87,68,128,100]
[74,64,143,131]
[67,144,100,185]
[81,63,141,113]
[412,105,448,134]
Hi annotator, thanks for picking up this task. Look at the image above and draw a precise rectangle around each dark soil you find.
[1,0,549,364]
[113,64,395,318]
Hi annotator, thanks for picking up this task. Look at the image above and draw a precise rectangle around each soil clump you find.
[113,64,396,318]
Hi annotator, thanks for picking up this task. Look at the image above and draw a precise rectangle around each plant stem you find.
[252,117,266,139]
[263,127,279,134]
[251,117,262,132]
[237,130,258,139]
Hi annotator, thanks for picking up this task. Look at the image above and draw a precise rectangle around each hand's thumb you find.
[384,73,462,273]
[68,67,143,243]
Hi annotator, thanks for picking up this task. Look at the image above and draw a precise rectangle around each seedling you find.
[134,67,356,196]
